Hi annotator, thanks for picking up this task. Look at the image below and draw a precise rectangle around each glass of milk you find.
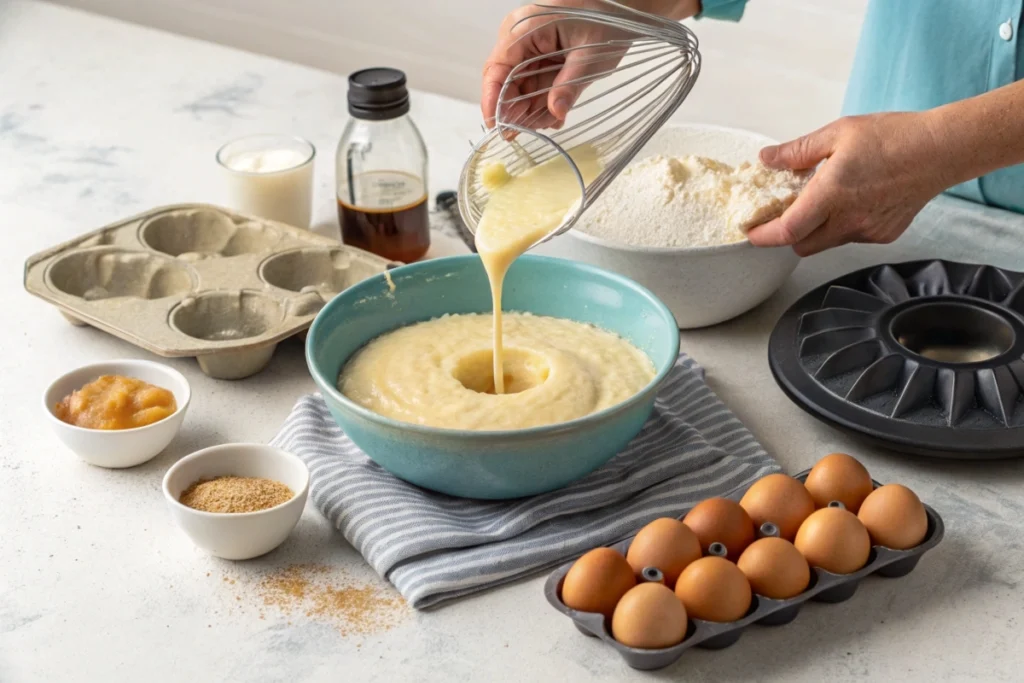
[216,135,315,228]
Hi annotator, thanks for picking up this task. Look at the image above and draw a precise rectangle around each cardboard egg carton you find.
[24,204,397,379]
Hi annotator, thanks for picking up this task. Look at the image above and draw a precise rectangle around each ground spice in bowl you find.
[179,476,294,513]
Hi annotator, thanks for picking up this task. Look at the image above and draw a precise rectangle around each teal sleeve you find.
[696,0,747,21]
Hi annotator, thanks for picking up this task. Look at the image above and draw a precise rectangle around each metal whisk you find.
[458,0,701,244]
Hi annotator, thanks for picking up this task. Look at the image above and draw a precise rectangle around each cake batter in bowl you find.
[339,312,655,431]
[306,254,679,500]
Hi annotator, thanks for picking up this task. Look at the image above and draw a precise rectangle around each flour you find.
[574,155,809,248]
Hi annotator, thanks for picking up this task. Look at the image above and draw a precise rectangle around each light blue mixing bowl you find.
[305,254,680,500]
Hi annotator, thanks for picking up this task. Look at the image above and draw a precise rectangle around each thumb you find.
[760,125,837,170]
[547,44,626,121]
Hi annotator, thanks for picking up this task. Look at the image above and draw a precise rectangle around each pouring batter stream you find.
[474,146,602,394]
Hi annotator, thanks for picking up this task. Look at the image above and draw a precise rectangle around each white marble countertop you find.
[3,2,1024,681]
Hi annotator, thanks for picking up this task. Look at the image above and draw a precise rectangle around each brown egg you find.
[736,537,811,599]
[611,582,689,649]
[561,547,636,618]
[626,518,702,586]
[682,498,756,561]
[858,484,929,549]
[674,556,752,623]
[794,506,871,574]
[739,474,815,541]
[804,453,874,512]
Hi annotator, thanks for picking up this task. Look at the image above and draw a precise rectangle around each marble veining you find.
[0,110,51,149]
[177,72,265,120]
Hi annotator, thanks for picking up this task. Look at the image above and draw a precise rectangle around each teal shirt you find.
[699,0,1024,213]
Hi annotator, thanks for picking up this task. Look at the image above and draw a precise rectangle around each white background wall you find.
[52,0,868,141]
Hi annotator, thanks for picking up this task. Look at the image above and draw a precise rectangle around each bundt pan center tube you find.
[769,260,1024,459]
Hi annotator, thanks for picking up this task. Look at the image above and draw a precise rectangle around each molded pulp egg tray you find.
[769,260,1024,458]
[543,470,945,671]
[24,204,396,379]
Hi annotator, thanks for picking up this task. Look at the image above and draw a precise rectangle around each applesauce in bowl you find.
[43,359,191,468]
[55,375,177,430]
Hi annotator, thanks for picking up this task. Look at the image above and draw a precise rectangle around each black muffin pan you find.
[543,470,944,671]
[769,260,1024,458]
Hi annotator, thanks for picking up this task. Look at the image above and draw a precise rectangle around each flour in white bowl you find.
[574,155,809,248]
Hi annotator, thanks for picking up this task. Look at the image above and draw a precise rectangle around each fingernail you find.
[760,146,778,165]
[554,97,572,117]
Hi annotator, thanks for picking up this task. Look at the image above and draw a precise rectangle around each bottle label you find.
[339,170,426,211]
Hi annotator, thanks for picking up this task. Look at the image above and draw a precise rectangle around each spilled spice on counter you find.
[179,476,293,513]
[251,564,407,636]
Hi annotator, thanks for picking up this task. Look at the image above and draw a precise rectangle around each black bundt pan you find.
[769,260,1024,459]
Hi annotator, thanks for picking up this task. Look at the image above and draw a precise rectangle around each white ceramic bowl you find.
[534,123,801,329]
[162,443,310,560]
[43,359,191,468]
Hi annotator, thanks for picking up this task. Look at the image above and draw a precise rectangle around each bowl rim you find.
[42,358,192,435]
[567,227,756,255]
[305,253,681,440]
[564,122,783,256]
[162,442,311,519]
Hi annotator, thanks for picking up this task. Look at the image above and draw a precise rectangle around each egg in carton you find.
[543,464,944,671]
[23,204,399,379]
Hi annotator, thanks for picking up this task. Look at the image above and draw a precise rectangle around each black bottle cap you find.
[347,67,410,120]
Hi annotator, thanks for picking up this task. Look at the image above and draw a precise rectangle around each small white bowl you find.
[535,123,801,329]
[43,359,191,468]
[162,443,310,560]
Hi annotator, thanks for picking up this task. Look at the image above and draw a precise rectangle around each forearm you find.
[923,79,1024,189]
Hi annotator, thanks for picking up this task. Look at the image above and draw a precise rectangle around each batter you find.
[474,145,603,393]
[338,312,655,430]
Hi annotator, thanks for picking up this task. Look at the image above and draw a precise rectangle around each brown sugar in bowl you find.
[163,443,309,560]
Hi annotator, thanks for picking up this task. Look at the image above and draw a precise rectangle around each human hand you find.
[481,1,696,130]
[746,112,951,256]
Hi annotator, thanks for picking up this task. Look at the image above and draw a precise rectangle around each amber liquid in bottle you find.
[338,170,430,263]
[338,196,430,263]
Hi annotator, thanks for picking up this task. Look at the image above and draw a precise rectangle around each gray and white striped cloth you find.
[270,354,779,609]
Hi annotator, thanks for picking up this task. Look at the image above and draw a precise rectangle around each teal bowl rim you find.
[305,253,681,441]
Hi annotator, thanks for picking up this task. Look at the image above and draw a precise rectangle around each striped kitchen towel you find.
[270,353,780,609]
